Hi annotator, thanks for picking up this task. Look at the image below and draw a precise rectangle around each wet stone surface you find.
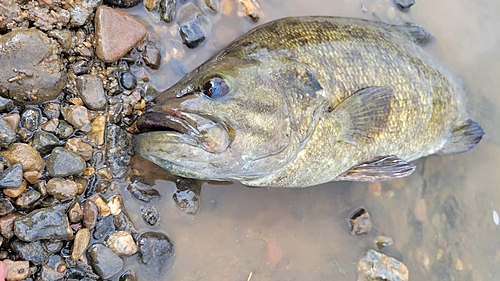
[159,0,177,23]
[137,232,174,278]
[0,117,16,148]
[87,243,124,279]
[76,75,107,110]
[173,178,201,216]
[357,249,409,281]
[141,204,160,226]
[46,147,86,177]
[0,163,23,189]
[127,181,161,202]
[93,215,116,240]
[105,125,133,178]
[32,131,61,156]
[14,205,73,242]
[11,240,52,265]
[178,3,212,48]
[348,206,372,235]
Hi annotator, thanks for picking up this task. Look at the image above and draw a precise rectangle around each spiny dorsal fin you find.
[434,119,484,156]
[335,155,416,182]
[333,86,394,143]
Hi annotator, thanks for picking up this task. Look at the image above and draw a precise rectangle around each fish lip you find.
[136,109,200,136]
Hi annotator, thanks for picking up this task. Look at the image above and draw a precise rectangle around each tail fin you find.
[434,119,484,156]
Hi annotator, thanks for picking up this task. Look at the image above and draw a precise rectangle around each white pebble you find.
[493,210,499,225]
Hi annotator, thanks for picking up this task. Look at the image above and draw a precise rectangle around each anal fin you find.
[335,155,416,182]
[434,119,484,156]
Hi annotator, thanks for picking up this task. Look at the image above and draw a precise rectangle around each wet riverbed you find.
[124,0,500,280]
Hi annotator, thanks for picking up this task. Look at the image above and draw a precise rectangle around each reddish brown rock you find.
[0,143,45,172]
[0,213,21,238]
[94,6,147,62]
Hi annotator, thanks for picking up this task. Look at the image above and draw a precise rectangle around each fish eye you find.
[201,77,229,99]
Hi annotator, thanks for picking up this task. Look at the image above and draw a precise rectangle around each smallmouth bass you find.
[134,16,483,187]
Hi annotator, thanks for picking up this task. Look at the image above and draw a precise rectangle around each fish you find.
[134,16,484,188]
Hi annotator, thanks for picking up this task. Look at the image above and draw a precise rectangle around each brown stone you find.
[46,178,78,199]
[0,213,21,238]
[0,143,44,171]
[65,138,93,160]
[91,195,111,217]
[71,228,90,261]
[4,259,30,281]
[23,170,43,184]
[94,6,147,62]
[88,115,107,146]
[83,200,99,229]
[3,180,27,198]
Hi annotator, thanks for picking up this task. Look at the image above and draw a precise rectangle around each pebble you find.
[3,180,27,198]
[137,232,174,277]
[91,195,111,217]
[3,114,20,133]
[32,131,61,155]
[95,6,147,62]
[143,42,161,69]
[14,205,74,242]
[65,138,93,160]
[88,115,107,146]
[0,198,15,216]
[159,0,177,23]
[0,96,14,113]
[56,120,74,139]
[71,228,90,261]
[47,29,73,51]
[414,198,427,223]
[83,199,99,229]
[493,210,499,225]
[21,107,41,132]
[97,168,113,180]
[145,0,161,11]
[141,204,160,226]
[127,181,161,202]
[0,29,67,105]
[61,105,91,132]
[107,231,138,256]
[0,117,16,148]
[68,200,83,223]
[39,255,66,281]
[71,60,91,75]
[120,270,138,281]
[15,189,41,208]
[395,0,415,9]
[239,0,264,22]
[0,213,21,238]
[75,75,107,110]
[202,0,220,11]
[173,178,200,216]
[0,163,23,189]
[23,170,43,185]
[4,259,30,281]
[374,236,394,250]
[348,206,372,235]
[103,0,143,8]
[177,3,212,49]
[11,240,51,265]
[0,143,45,172]
[74,177,87,195]
[46,147,86,177]
[108,194,123,215]
[94,215,116,240]
[114,212,139,234]
[357,249,408,281]
[120,72,137,90]
[87,243,124,279]
[368,182,382,197]
[46,178,78,199]
[43,103,61,119]
[69,0,101,26]
[106,125,133,178]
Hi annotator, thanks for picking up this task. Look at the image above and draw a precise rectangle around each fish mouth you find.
[136,109,231,153]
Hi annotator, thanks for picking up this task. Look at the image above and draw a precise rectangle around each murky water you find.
[123,0,500,280]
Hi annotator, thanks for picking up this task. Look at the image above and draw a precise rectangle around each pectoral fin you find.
[333,86,394,143]
[434,119,484,156]
[335,155,416,182]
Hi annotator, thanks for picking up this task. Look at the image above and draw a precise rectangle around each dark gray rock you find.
[177,3,212,49]
[0,116,16,148]
[0,29,67,105]
[39,255,66,281]
[15,189,41,208]
[104,0,142,8]
[32,131,61,155]
[357,249,408,281]
[0,163,23,189]
[119,270,137,281]
[93,215,116,241]
[127,181,160,202]
[11,240,51,265]
[113,212,138,234]
[159,0,176,23]
[76,75,107,110]
[0,97,14,112]
[143,42,161,69]
[71,60,91,75]
[119,72,137,90]
[87,243,124,279]
[141,204,159,226]
[56,120,74,139]
[21,107,41,132]
[43,103,60,119]
[105,125,133,178]
[46,147,86,177]
[395,0,415,9]
[137,232,174,277]
[14,205,73,242]
[173,178,201,216]
[0,198,15,216]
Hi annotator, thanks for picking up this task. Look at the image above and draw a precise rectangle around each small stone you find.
[119,270,137,281]
[4,259,30,281]
[357,249,408,281]
[32,131,60,155]
[201,0,219,11]
[47,29,73,51]
[61,105,91,132]
[106,125,133,178]
[91,195,111,217]
[127,181,160,202]
[65,138,93,160]
[46,178,78,199]
[87,243,124,279]
[21,107,41,132]
[14,205,73,242]
[71,228,90,261]
[69,0,101,26]
[455,258,463,271]
[103,0,143,8]
[74,177,87,195]
[3,180,27,198]
[23,170,43,185]
[76,75,107,110]
[348,206,372,235]
[57,120,74,139]
[95,6,147,62]
[413,198,427,223]
[107,231,137,256]
[114,212,138,234]
[0,198,15,216]
[0,117,16,148]
[43,103,60,119]
[2,114,20,133]
[143,42,161,69]
[0,213,21,238]
[119,72,137,90]
[46,147,86,177]
[15,189,41,208]
[71,60,90,75]
[374,236,394,250]
[137,232,174,277]
[145,0,161,11]
[159,0,176,23]
[0,143,45,172]
[0,96,14,112]
[11,240,51,265]
[178,3,212,49]
[368,182,382,197]
[83,167,96,177]
[173,178,200,216]
[239,0,264,22]
[88,115,106,146]
[68,200,83,223]
[0,164,23,189]
[108,194,123,215]
[83,200,99,229]
[141,204,159,226]
[97,168,113,180]
[93,215,116,240]
[39,255,66,281]
[395,0,415,9]
[41,118,59,133]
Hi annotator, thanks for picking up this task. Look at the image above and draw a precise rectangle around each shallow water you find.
[124,0,500,280]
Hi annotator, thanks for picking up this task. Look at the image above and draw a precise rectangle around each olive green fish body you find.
[134,17,483,187]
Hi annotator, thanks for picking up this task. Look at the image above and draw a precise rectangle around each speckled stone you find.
[106,231,137,256]
[60,105,91,132]
[46,178,78,199]
[4,259,30,280]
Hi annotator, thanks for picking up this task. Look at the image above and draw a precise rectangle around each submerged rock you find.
[357,249,408,281]
[137,232,174,277]
[0,29,67,105]
[95,6,147,62]
[239,0,264,22]
[87,243,124,279]
[127,181,160,202]
[173,178,201,216]
[177,3,212,49]
[141,204,159,226]
[395,0,415,9]
[105,125,133,178]
[14,205,73,242]
[348,206,372,235]
[159,0,177,23]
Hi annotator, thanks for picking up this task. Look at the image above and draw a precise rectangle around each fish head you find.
[134,56,306,181]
